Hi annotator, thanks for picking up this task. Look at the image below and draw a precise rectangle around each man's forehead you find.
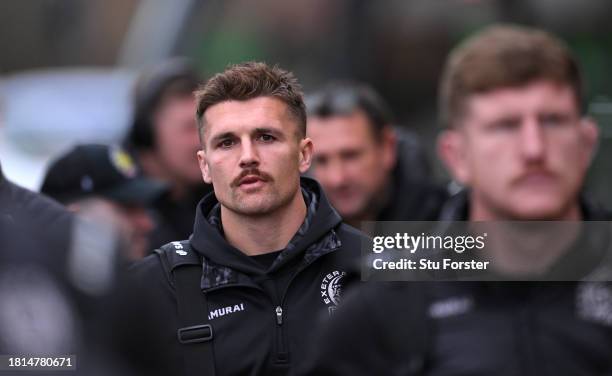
[203,98,297,139]
[308,110,375,138]
[206,97,287,117]
[458,81,579,124]
[160,92,196,106]
[309,119,378,156]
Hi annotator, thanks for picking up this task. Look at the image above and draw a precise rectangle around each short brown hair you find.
[195,61,306,142]
[439,24,583,128]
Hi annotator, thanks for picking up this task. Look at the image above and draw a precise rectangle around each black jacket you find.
[0,163,73,268]
[148,184,213,250]
[0,164,148,374]
[376,130,447,221]
[300,191,612,376]
[121,178,367,375]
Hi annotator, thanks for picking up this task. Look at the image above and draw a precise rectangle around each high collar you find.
[438,190,470,221]
[189,177,343,276]
[437,189,612,280]
[438,189,609,221]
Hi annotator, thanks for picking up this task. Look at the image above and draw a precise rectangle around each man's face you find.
[308,111,395,221]
[438,80,598,220]
[197,97,312,216]
[153,95,202,185]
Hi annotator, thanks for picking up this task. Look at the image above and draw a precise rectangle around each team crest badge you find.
[320,270,346,315]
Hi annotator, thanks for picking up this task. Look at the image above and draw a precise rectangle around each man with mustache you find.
[120,62,366,376]
[300,25,612,375]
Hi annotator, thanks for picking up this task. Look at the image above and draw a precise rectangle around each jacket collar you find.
[190,177,343,281]
[438,189,612,280]
[438,190,470,221]
[438,189,609,221]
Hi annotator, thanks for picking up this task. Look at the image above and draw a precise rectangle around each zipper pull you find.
[275,306,283,325]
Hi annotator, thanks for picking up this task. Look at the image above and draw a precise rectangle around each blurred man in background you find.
[1,160,73,283]
[306,81,447,227]
[301,25,612,376]
[0,159,127,374]
[0,160,83,368]
[41,143,166,260]
[125,58,212,249]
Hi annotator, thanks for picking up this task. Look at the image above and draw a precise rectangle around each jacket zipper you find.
[273,303,287,363]
[273,244,342,363]
[201,243,342,365]
[204,282,289,363]
[275,306,283,325]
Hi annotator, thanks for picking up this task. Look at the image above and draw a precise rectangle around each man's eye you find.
[340,150,361,161]
[490,119,519,132]
[540,113,571,128]
[219,139,234,148]
[258,134,276,142]
[314,155,328,166]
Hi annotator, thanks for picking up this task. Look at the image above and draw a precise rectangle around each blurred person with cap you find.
[306,81,447,228]
[300,25,612,376]
[125,58,212,249]
[41,143,167,260]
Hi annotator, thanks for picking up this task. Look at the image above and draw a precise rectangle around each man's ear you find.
[437,129,470,185]
[380,126,397,171]
[197,150,212,184]
[580,117,599,167]
[298,137,314,174]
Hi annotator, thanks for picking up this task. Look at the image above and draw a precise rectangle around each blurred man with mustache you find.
[301,25,612,376]
[120,62,366,376]
[437,42,597,222]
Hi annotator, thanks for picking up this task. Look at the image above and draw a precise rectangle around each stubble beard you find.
[226,183,300,218]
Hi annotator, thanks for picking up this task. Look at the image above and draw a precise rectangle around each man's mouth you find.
[238,175,266,187]
[330,186,359,200]
[515,171,557,187]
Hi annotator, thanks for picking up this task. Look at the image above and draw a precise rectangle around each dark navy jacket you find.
[300,191,612,376]
[121,178,367,375]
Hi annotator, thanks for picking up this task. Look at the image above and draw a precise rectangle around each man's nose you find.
[520,118,546,162]
[239,139,260,168]
[323,160,349,189]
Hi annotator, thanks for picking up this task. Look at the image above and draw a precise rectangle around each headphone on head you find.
[125,58,201,151]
